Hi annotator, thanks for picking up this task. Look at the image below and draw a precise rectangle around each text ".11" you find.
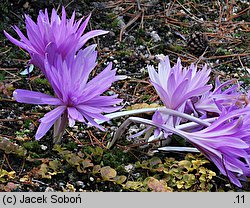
[235,195,245,204]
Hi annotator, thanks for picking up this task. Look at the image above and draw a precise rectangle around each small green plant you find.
[15,129,30,137]
[134,154,216,191]
[0,138,27,157]
[0,72,6,82]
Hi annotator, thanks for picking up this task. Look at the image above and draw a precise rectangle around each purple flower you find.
[148,55,212,134]
[148,55,212,110]
[139,106,250,187]
[192,77,244,116]
[4,7,108,73]
[180,107,250,187]
[13,44,125,140]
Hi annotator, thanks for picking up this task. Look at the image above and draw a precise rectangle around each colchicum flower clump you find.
[5,7,250,188]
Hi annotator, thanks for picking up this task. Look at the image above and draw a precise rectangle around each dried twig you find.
[119,11,142,42]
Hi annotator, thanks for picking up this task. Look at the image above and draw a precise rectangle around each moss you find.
[24,119,32,129]
[15,129,30,137]
[23,141,40,151]
[135,37,144,46]
[215,48,232,56]
[115,49,133,57]
[64,141,78,151]
[169,44,183,52]
[33,78,50,86]
[110,18,120,29]
[0,72,6,82]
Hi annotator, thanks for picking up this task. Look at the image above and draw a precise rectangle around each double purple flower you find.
[192,77,244,116]
[146,55,250,186]
[14,44,125,140]
[183,107,250,187]
[5,8,124,141]
[4,7,108,73]
[148,55,211,135]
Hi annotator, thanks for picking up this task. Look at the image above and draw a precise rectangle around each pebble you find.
[72,125,78,132]
[37,105,43,110]
[128,35,135,42]
[29,123,35,131]
[110,126,117,131]
[17,120,23,125]
[124,164,134,173]
[109,56,115,60]
[117,16,126,29]
[148,55,155,60]
[140,67,148,74]
[132,173,141,178]
[78,133,83,138]
[118,69,126,74]
[59,182,65,188]
[40,145,47,150]
[45,187,55,192]
[44,106,51,111]
[108,31,116,37]
[102,47,110,52]
[76,181,85,188]
[89,177,94,182]
[138,45,145,50]
[107,90,115,95]
[150,31,161,42]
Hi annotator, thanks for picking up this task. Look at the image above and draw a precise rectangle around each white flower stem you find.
[108,116,192,149]
[101,107,213,127]
[157,146,200,153]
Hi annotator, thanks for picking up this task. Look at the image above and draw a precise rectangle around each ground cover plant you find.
[0,0,250,192]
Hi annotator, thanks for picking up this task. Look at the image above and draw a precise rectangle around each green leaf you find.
[183,174,196,189]
[0,138,27,156]
[208,170,216,179]
[178,160,192,171]
[149,157,162,168]
[176,180,184,189]
[49,160,61,171]
[40,164,50,179]
[101,166,117,180]
[93,165,101,174]
[81,159,94,169]
[147,177,172,192]
[124,181,143,190]
[114,175,127,184]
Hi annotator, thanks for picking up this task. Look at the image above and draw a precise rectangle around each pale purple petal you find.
[13,89,62,105]
[39,106,66,123]
[77,30,109,51]
[35,120,56,140]
[35,106,66,140]
[4,30,31,52]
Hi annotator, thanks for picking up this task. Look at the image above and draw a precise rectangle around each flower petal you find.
[35,106,66,140]
[13,89,62,105]
[77,30,109,50]
[39,106,66,123]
